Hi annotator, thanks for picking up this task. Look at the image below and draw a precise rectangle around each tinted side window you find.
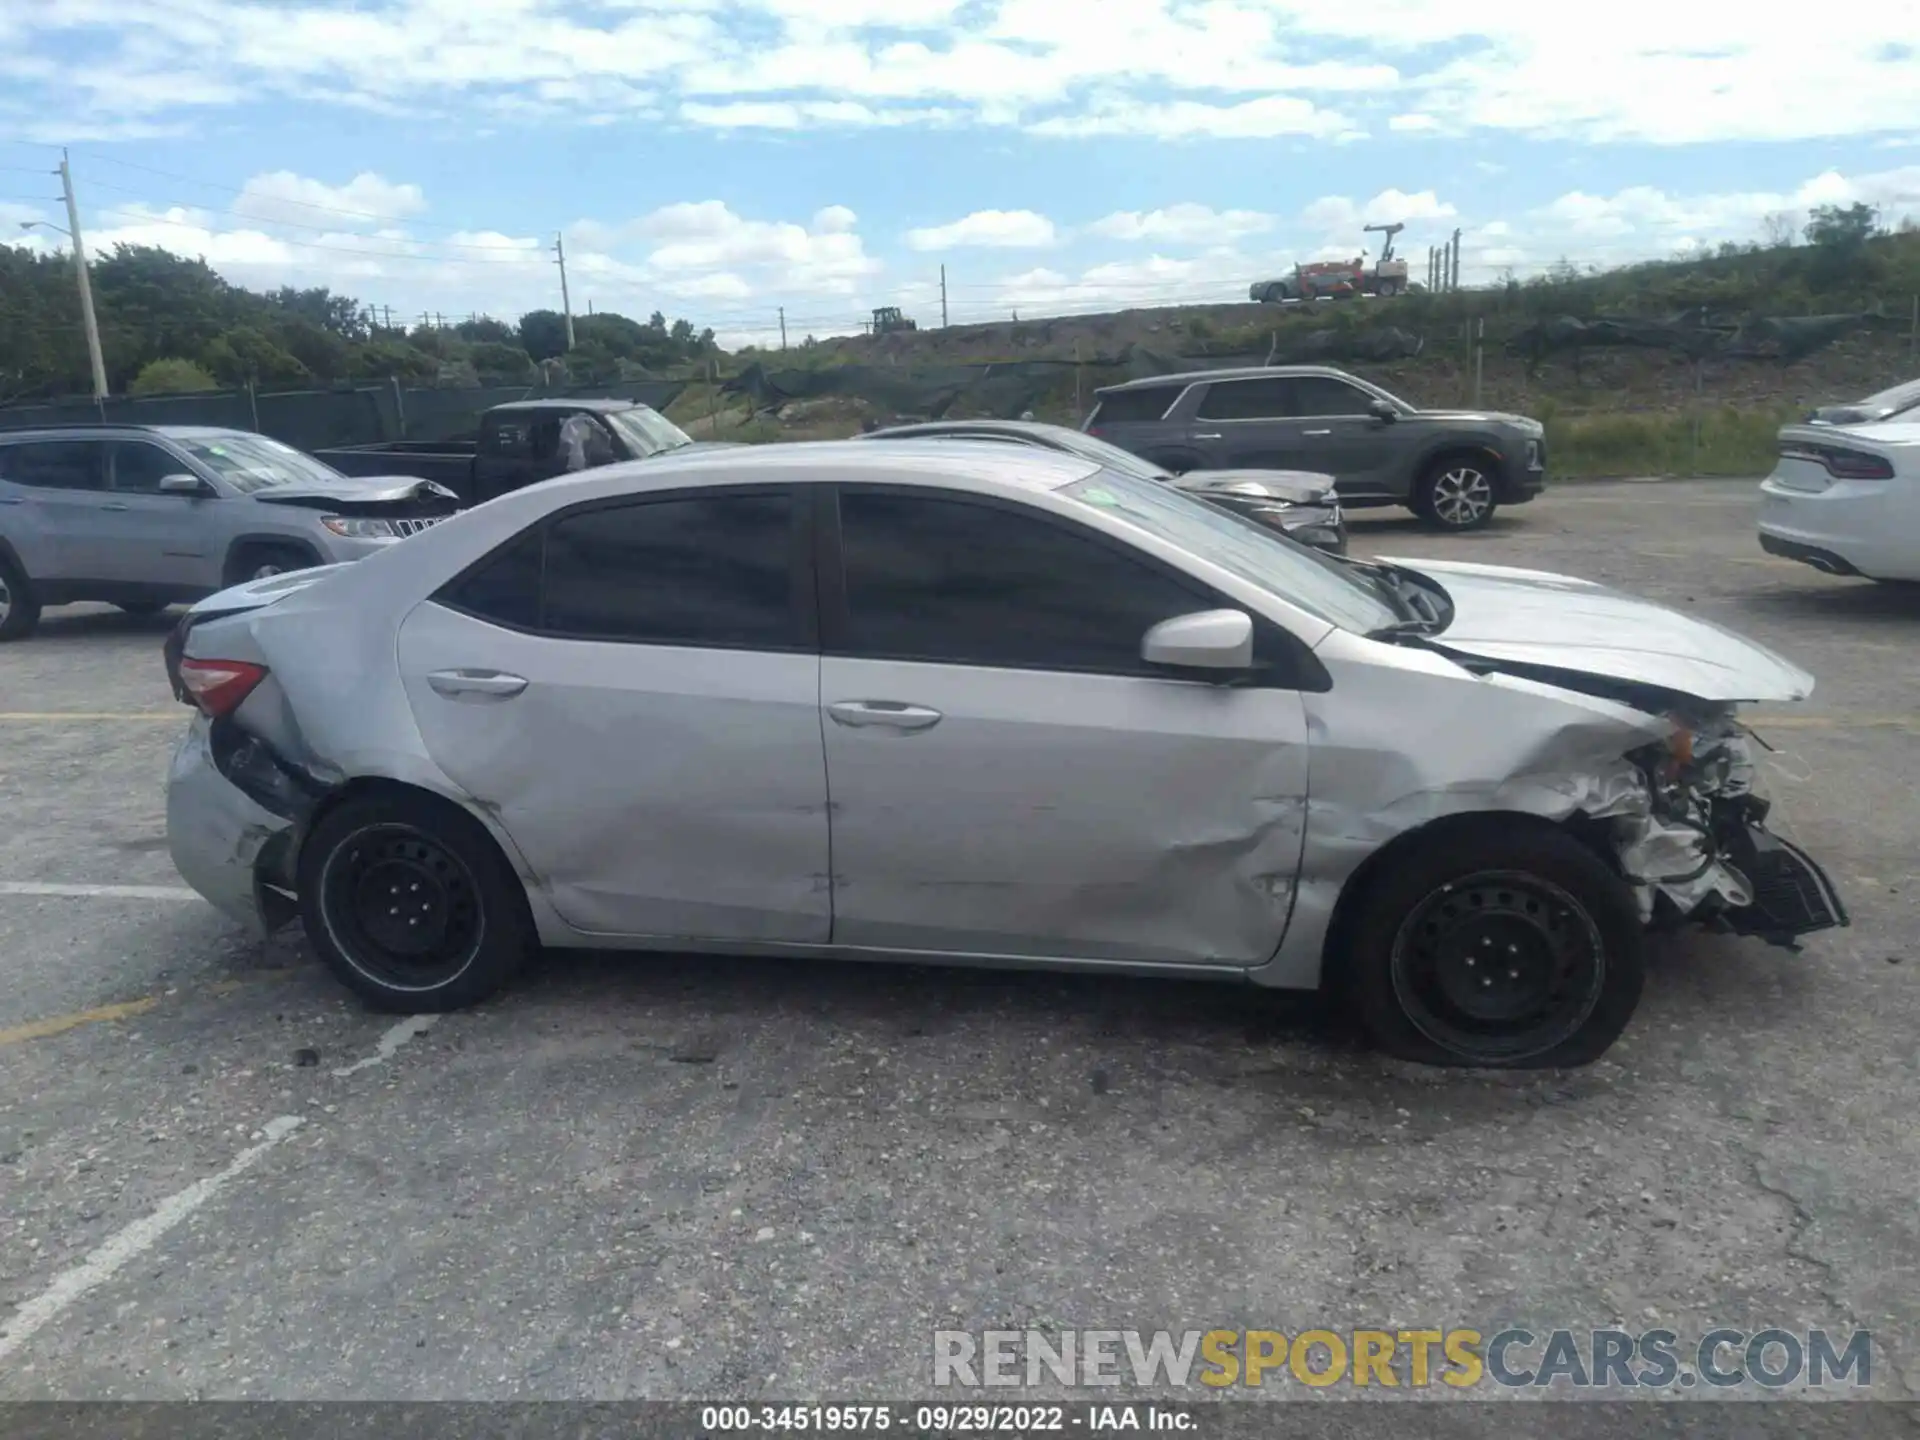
[1196,379,1295,420]
[111,442,186,493]
[0,440,106,491]
[544,493,798,647]
[1289,377,1371,417]
[1090,386,1181,424]
[836,491,1207,673]
[440,529,543,630]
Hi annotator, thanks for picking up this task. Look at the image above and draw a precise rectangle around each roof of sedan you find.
[558,437,1106,494]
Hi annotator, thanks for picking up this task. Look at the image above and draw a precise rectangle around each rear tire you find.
[297,790,535,1013]
[1412,458,1499,531]
[1339,820,1645,1068]
[0,552,41,641]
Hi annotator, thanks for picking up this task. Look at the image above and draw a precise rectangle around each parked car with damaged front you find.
[163,442,1845,1068]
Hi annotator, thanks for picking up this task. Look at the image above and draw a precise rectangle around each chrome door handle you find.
[428,668,528,698]
[1303,428,1332,436]
[0,497,23,506]
[1191,432,1223,440]
[101,502,131,512]
[828,700,943,731]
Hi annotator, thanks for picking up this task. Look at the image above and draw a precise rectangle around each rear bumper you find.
[166,716,297,937]
[1756,475,1907,578]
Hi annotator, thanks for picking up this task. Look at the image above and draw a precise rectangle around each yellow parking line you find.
[0,712,178,722]
[0,997,157,1048]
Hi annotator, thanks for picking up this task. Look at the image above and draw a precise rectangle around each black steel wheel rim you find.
[1388,870,1606,1062]
[319,823,483,989]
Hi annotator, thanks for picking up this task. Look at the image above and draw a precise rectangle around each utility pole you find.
[1450,228,1462,291]
[778,306,787,350]
[56,151,108,401]
[553,233,576,350]
[940,265,949,328]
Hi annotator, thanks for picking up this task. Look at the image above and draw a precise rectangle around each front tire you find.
[1413,458,1499,531]
[226,543,315,586]
[1341,821,1645,1067]
[0,552,41,641]
[297,791,535,1012]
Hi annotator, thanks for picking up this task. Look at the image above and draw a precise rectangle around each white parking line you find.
[0,1115,303,1365]
[332,1015,439,1077]
[0,882,200,901]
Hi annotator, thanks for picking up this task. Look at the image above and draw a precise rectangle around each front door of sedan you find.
[817,486,1311,968]
[396,486,831,943]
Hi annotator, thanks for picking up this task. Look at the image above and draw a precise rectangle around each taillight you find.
[1779,442,1894,481]
[177,658,268,718]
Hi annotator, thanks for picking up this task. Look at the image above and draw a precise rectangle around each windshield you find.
[176,434,346,493]
[1061,468,1399,633]
[603,406,693,459]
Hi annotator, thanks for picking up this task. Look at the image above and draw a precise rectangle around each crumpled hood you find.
[1176,468,1337,506]
[250,475,461,509]
[1383,556,1814,703]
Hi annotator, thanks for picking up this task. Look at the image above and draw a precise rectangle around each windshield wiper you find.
[1365,618,1440,641]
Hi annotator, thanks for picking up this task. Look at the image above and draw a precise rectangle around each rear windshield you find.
[1088,386,1183,425]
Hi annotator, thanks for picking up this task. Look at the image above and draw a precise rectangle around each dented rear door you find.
[395,487,830,943]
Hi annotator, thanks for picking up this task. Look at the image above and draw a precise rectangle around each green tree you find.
[454,316,516,345]
[201,326,311,386]
[130,358,220,395]
[1805,202,1879,249]
[517,309,572,362]
[345,340,438,381]
[268,286,368,340]
[468,341,534,379]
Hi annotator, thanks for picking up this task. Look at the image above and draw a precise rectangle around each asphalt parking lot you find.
[1,478,1916,1412]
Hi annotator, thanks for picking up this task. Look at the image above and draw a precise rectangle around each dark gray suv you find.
[1085,365,1546,531]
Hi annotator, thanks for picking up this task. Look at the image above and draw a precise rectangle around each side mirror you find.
[158,473,208,495]
[1367,399,1398,423]
[1141,609,1254,671]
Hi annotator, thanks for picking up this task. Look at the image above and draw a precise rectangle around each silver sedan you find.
[164,441,1846,1067]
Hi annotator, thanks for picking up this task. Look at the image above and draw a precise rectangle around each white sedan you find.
[1759,418,1920,582]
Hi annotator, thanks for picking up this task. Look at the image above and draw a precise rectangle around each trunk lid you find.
[1381,557,1814,703]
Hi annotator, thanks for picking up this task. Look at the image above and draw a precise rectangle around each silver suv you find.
[0,425,461,640]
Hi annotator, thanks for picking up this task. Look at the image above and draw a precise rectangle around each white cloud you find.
[1300,188,1457,235]
[1087,205,1276,245]
[905,209,1057,251]
[1030,95,1359,140]
[7,0,1919,149]
[233,171,426,230]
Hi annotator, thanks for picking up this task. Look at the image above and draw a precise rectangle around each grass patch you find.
[1547,406,1794,479]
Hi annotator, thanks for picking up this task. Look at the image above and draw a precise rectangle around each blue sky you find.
[3,0,1918,346]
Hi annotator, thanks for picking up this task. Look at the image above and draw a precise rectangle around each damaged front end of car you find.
[1612,707,1848,947]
